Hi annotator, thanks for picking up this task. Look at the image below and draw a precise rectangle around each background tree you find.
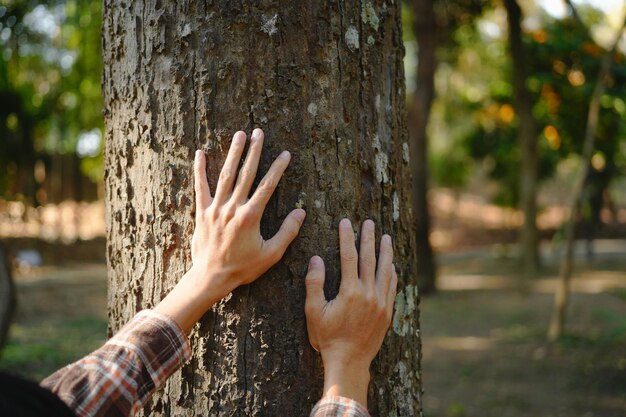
[548,3,626,342]
[406,0,486,293]
[103,1,422,416]
[410,0,438,293]
[504,0,541,276]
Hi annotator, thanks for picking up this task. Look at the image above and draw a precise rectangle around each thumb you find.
[305,256,326,315]
[266,209,306,260]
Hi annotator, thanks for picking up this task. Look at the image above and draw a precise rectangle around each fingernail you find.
[383,234,392,244]
[310,256,322,267]
[252,128,263,140]
[340,218,351,228]
[280,150,291,159]
[195,150,203,158]
[294,209,306,223]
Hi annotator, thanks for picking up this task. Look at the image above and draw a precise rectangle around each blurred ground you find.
[422,242,626,417]
[0,263,107,380]
[0,196,624,416]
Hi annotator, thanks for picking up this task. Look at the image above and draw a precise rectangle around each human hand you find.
[304,219,397,408]
[155,128,306,333]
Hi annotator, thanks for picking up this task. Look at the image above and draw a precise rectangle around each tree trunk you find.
[504,0,540,277]
[410,0,438,293]
[0,244,16,355]
[103,2,422,416]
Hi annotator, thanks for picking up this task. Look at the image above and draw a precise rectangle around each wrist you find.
[322,355,371,408]
[153,267,228,334]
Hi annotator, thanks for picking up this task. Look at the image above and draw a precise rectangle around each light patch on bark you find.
[393,192,399,221]
[367,35,376,45]
[393,284,417,336]
[181,23,192,37]
[361,2,380,31]
[261,14,279,36]
[372,134,389,184]
[375,94,381,111]
[307,102,318,117]
[345,26,359,51]
[402,142,410,164]
[393,360,416,416]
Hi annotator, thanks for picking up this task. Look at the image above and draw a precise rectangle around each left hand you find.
[155,128,306,333]
[190,128,306,298]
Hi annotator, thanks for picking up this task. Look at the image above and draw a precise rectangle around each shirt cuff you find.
[310,396,370,417]
[109,309,192,391]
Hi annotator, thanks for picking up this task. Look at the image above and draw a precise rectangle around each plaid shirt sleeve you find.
[310,396,371,417]
[40,310,191,417]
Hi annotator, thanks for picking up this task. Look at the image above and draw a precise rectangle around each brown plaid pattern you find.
[310,396,371,417]
[40,310,368,417]
[41,310,191,417]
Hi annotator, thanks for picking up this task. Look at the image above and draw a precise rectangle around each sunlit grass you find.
[0,317,107,381]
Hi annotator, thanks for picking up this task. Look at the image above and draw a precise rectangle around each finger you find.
[359,219,376,290]
[265,209,306,261]
[338,218,358,291]
[386,265,398,319]
[232,128,264,203]
[194,150,212,212]
[305,256,327,313]
[248,150,291,211]
[376,234,394,296]
[214,131,247,204]
[305,256,326,352]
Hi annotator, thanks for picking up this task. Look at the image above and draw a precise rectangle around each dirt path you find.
[421,250,626,417]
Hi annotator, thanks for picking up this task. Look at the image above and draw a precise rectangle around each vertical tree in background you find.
[504,0,540,275]
[103,2,422,416]
[411,0,438,293]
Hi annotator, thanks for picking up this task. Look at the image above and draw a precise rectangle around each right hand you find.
[304,219,397,407]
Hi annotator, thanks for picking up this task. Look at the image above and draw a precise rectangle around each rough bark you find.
[103,2,422,416]
[410,0,438,294]
[504,0,540,276]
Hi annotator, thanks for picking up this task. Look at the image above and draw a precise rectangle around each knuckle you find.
[221,203,237,221]
[240,166,254,180]
[219,169,234,182]
[304,300,317,317]
[305,273,323,287]
[239,205,258,223]
[386,307,395,323]
[259,177,275,191]
[343,287,359,302]
[364,292,376,306]
[340,250,358,263]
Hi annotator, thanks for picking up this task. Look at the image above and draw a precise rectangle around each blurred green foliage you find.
[0,0,102,203]
[428,4,626,208]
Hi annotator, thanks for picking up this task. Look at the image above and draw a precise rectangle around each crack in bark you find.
[333,128,340,165]
[192,52,199,149]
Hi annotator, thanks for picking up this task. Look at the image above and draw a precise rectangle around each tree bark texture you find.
[504,0,540,276]
[410,0,438,294]
[103,2,422,416]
